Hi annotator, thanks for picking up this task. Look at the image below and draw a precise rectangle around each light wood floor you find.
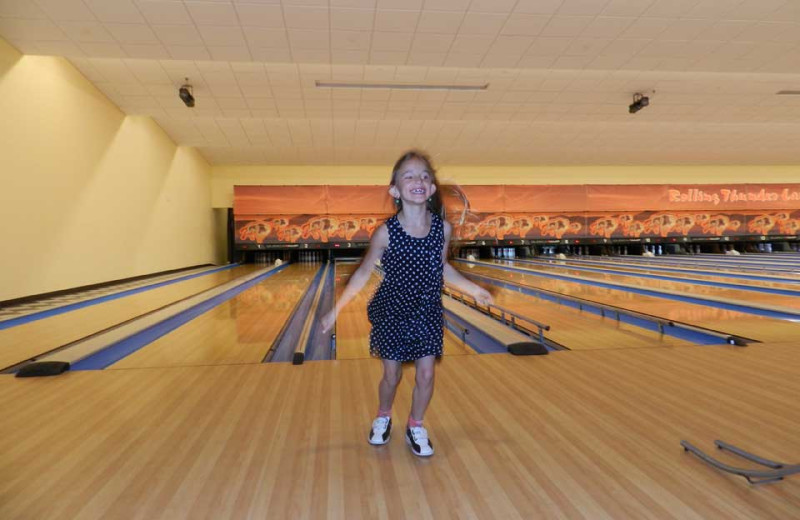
[110,264,319,369]
[502,260,800,311]
[480,285,696,350]
[523,258,800,289]
[0,265,262,371]
[1,344,799,519]
[461,264,800,344]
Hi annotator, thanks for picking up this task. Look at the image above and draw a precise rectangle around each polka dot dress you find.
[367,213,444,362]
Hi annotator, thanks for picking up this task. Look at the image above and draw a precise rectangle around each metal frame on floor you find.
[681,439,800,485]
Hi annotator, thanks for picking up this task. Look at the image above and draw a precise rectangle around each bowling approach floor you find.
[2,345,799,519]
[2,258,800,519]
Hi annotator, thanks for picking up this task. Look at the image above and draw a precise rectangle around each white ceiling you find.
[3,0,800,166]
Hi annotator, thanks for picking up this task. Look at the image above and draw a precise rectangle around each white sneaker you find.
[406,426,434,457]
[368,416,392,445]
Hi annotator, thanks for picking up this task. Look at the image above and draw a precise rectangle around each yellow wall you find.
[0,39,217,301]
[211,164,800,208]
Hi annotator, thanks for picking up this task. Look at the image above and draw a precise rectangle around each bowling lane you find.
[475,285,695,350]
[0,264,264,371]
[457,263,800,343]
[601,256,800,275]
[494,260,800,311]
[518,258,800,290]
[334,263,472,360]
[110,263,319,369]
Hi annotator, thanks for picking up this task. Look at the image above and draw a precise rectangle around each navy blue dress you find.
[367,213,445,362]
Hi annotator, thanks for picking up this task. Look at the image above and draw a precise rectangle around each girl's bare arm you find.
[320,224,389,332]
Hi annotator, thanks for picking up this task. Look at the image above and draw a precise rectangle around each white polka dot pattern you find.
[367,214,445,362]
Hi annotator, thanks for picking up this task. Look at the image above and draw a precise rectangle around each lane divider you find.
[456,259,800,321]
[0,264,239,330]
[9,264,286,372]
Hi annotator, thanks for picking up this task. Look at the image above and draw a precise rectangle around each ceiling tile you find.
[735,22,794,42]
[581,16,635,38]
[185,2,239,25]
[136,1,194,25]
[105,23,160,44]
[371,31,413,52]
[642,0,697,18]
[369,50,408,64]
[378,0,423,9]
[330,8,375,30]
[500,14,551,36]
[78,41,127,57]
[35,40,85,56]
[620,17,673,38]
[243,26,288,47]
[416,10,464,33]
[0,18,67,40]
[250,47,293,61]
[558,0,613,16]
[291,48,330,62]
[331,30,371,50]
[374,9,421,32]
[287,29,329,49]
[283,6,330,29]
[458,12,506,35]
[197,25,246,46]
[411,33,454,53]
[686,0,741,20]
[0,0,47,18]
[449,34,494,54]
[541,16,594,38]
[208,45,252,60]
[514,0,568,15]
[85,0,145,23]
[152,24,204,45]
[36,0,97,21]
[167,44,211,59]
[331,49,369,63]
[3,0,800,166]
[58,21,116,43]
[234,4,284,27]
[601,0,654,17]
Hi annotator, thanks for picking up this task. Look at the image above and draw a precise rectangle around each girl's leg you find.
[378,359,403,412]
[369,359,402,445]
[409,355,436,422]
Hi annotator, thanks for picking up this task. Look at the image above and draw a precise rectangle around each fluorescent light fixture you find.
[315,80,489,91]
[776,90,800,95]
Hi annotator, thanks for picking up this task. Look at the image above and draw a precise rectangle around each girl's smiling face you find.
[390,157,437,205]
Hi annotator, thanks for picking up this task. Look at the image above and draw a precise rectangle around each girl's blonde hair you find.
[390,149,443,216]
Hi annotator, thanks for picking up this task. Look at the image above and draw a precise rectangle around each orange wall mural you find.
[234,185,800,246]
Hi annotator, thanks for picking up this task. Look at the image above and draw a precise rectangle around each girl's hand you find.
[473,286,494,306]
[320,310,337,334]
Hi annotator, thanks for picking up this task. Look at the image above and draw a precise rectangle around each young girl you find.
[321,150,493,457]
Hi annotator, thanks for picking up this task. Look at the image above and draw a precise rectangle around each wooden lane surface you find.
[480,284,696,350]
[460,264,800,344]
[2,344,799,519]
[334,264,472,360]
[526,258,800,288]
[500,260,800,311]
[0,266,223,323]
[110,264,319,369]
[602,256,800,274]
[627,253,800,265]
[0,265,263,371]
